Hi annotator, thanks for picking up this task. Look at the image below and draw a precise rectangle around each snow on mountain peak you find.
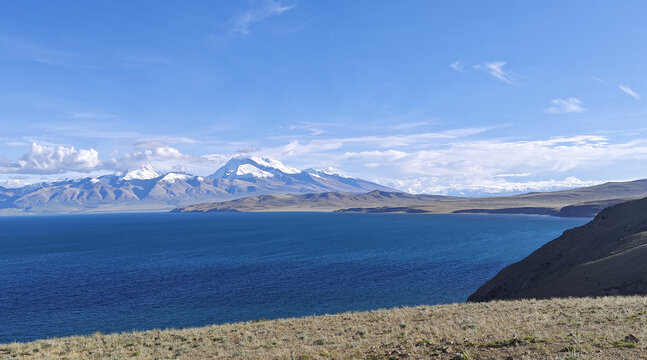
[122,165,160,180]
[305,167,352,179]
[249,156,300,174]
[209,156,301,178]
[160,173,191,183]
[236,164,274,178]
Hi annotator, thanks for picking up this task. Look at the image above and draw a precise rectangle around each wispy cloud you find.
[450,60,465,72]
[592,76,608,85]
[29,121,203,145]
[473,61,519,84]
[280,140,343,156]
[267,127,493,157]
[389,121,435,131]
[0,33,70,65]
[68,111,118,119]
[228,1,295,35]
[288,123,325,136]
[546,98,586,114]
[618,85,641,100]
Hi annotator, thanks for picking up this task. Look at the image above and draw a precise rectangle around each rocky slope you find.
[468,196,647,301]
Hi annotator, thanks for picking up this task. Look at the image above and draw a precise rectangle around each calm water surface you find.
[0,212,588,343]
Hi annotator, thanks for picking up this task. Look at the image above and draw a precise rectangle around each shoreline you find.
[0,207,594,218]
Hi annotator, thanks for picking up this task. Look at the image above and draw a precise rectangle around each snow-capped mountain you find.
[0,157,396,212]
[209,156,301,179]
[121,164,160,180]
[207,157,395,196]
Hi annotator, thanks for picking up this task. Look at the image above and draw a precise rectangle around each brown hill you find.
[172,179,647,217]
[468,197,647,301]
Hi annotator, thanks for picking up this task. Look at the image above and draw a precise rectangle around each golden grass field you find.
[2,296,646,359]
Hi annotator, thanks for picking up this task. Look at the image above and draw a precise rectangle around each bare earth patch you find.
[2,296,647,359]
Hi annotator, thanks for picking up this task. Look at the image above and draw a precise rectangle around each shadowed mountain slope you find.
[468,197,647,301]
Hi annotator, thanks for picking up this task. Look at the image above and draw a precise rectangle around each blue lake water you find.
[0,212,588,343]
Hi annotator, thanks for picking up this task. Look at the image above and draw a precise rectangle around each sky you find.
[1,1,647,195]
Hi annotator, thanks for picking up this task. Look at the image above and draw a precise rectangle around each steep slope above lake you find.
[468,197,647,301]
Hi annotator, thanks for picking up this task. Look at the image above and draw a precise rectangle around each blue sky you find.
[1,1,647,194]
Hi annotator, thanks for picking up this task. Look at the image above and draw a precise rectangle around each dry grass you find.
[2,296,647,359]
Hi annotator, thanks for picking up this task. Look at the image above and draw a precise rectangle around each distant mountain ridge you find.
[173,179,647,217]
[172,190,454,213]
[0,157,395,213]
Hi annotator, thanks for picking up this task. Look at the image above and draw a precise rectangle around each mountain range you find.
[0,157,394,213]
[6,154,647,217]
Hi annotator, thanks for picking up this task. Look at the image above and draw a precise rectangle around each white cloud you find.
[228,1,295,35]
[473,61,519,84]
[386,176,603,196]
[0,176,33,188]
[619,85,641,100]
[343,149,408,161]
[337,135,647,194]
[0,142,209,176]
[150,146,184,159]
[201,153,230,163]
[450,60,465,72]
[0,142,102,174]
[494,173,531,178]
[108,145,193,172]
[546,97,586,114]
[118,146,183,163]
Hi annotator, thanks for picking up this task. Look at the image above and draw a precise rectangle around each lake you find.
[0,212,588,343]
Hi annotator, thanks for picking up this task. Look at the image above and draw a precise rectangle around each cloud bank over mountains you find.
[0,142,190,175]
[3,129,647,196]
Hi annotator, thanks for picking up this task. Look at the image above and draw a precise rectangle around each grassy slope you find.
[3,296,647,359]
